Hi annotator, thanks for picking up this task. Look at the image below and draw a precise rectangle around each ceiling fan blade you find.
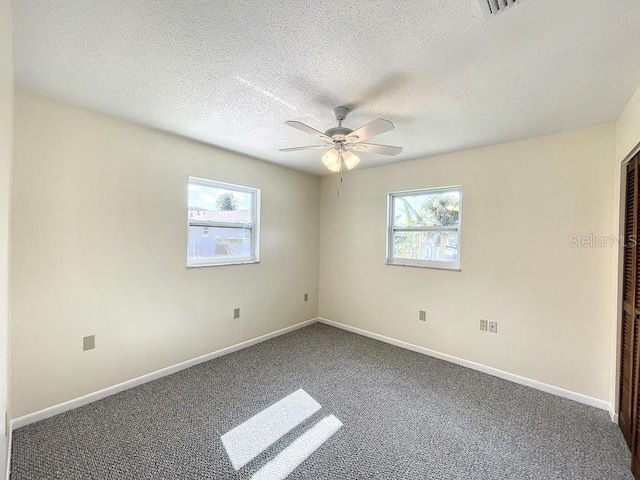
[349,143,403,156]
[345,118,394,143]
[284,121,333,143]
[279,145,332,152]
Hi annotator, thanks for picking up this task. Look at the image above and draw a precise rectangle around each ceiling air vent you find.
[478,0,520,17]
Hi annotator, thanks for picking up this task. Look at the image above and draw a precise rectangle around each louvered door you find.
[620,153,640,480]
[621,158,638,446]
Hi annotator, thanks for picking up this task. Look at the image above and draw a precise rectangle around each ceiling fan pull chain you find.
[337,154,345,196]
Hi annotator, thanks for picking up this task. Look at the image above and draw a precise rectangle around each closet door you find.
[631,154,640,479]
[621,157,638,447]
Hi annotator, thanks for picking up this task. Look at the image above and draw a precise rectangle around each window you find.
[387,186,462,270]
[187,177,260,267]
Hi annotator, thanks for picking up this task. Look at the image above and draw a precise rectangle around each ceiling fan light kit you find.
[280,106,402,173]
[322,148,360,173]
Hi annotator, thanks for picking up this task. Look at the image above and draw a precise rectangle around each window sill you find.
[385,261,461,271]
[187,260,260,268]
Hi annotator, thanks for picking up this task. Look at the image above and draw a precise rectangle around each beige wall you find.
[0,0,12,475]
[616,87,640,163]
[610,86,640,409]
[11,92,320,418]
[319,125,616,402]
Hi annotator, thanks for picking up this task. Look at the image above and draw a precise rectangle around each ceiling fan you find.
[280,106,402,172]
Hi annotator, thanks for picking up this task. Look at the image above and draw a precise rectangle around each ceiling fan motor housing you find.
[324,126,353,142]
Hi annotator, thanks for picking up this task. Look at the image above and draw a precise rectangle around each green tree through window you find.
[216,192,239,211]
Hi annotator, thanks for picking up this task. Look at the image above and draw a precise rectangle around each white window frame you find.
[187,177,261,267]
[386,185,462,271]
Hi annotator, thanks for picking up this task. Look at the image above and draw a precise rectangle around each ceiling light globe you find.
[327,162,341,173]
[322,149,340,170]
[342,150,360,170]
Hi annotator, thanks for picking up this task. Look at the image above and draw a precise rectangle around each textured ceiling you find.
[11,0,640,175]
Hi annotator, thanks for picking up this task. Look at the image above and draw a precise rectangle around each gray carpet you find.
[10,323,632,479]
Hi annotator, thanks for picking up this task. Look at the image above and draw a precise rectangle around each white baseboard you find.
[609,407,619,424]
[8,315,617,438]
[318,318,614,415]
[10,318,319,431]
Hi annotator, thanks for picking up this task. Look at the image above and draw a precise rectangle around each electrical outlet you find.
[234,308,240,319]
[488,321,498,333]
[83,335,95,351]
[304,293,309,302]
[419,310,426,322]
[480,319,488,331]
